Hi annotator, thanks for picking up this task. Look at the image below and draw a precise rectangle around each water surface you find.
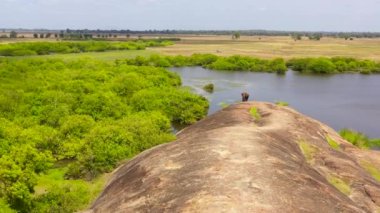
[171,67,380,138]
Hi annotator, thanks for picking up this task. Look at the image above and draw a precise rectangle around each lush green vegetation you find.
[1,39,380,212]
[3,41,379,75]
[0,40,172,56]
[0,58,208,212]
[339,129,380,149]
[287,57,380,74]
[120,54,380,74]
[118,54,288,73]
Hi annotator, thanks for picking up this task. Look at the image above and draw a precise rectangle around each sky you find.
[1,0,380,32]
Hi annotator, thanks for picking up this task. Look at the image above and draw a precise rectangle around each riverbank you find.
[170,67,380,138]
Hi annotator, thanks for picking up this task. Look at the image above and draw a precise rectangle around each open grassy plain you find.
[3,35,380,61]
[12,49,156,61]
[152,35,380,61]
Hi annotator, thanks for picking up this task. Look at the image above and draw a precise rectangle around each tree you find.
[232,32,241,40]
[33,33,38,38]
[9,31,17,38]
[314,34,322,40]
[59,30,65,38]
[291,34,302,41]
[0,145,54,212]
[39,34,44,38]
[307,58,336,73]
[307,34,322,41]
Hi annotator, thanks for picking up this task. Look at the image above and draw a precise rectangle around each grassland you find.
[152,35,380,61]
[2,35,380,61]
[10,49,156,61]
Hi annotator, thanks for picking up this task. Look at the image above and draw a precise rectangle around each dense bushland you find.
[0,58,208,212]
[287,57,380,74]
[0,40,172,56]
[119,54,380,74]
[118,54,288,74]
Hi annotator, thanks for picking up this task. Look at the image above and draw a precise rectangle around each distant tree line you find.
[2,29,380,39]
[56,29,380,38]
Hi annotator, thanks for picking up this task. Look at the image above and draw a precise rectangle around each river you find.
[170,67,380,138]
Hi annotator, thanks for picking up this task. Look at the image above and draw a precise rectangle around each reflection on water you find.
[170,67,380,138]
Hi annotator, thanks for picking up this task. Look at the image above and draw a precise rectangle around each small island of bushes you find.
[118,54,380,74]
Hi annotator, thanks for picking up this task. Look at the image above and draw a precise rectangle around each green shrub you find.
[190,53,219,66]
[249,107,261,121]
[288,57,380,74]
[203,83,214,93]
[32,183,90,213]
[0,199,16,213]
[121,54,288,73]
[307,58,336,73]
[340,129,369,148]
[130,88,209,125]
[166,55,191,67]
[287,58,312,71]
[269,58,287,74]
[208,57,238,70]
[339,129,380,149]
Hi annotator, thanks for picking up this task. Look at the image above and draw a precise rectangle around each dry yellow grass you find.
[151,35,380,61]
[2,34,380,60]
